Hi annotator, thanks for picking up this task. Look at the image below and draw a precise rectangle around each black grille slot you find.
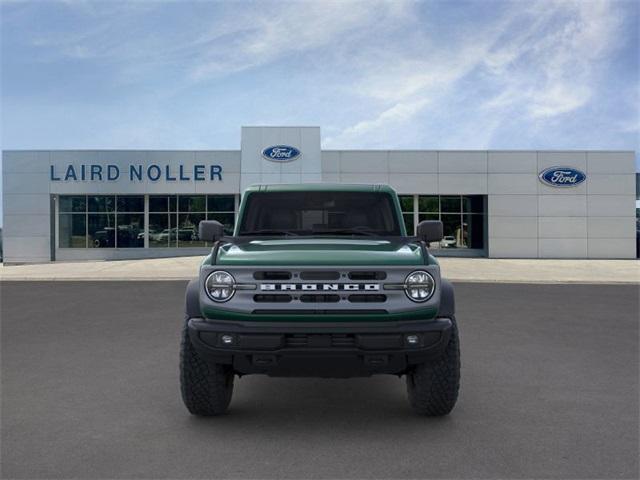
[252,309,388,315]
[348,271,387,280]
[284,334,356,348]
[253,271,291,280]
[331,334,356,347]
[300,271,340,280]
[300,294,340,303]
[253,294,292,303]
[348,294,387,303]
[285,334,308,347]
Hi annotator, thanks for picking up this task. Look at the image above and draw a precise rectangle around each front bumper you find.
[188,317,452,377]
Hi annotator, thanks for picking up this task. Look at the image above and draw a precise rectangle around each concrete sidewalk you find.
[0,257,638,284]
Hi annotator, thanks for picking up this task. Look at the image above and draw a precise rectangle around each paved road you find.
[1,282,638,479]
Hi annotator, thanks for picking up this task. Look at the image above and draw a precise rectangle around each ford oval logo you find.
[261,145,301,162]
[538,166,586,188]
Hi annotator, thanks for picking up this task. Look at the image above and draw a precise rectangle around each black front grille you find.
[253,271,291,280]
[252,309,388,315]
[300,271,340,280]
[348,271,387,280]
[284,334,357,348]
[348,294,387,303]
[254,294,292,303]
[300,294,340,303]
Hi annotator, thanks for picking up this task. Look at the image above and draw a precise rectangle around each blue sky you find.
[1,0,639,222]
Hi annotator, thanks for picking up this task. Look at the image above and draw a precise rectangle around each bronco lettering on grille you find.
[260,283,380,291]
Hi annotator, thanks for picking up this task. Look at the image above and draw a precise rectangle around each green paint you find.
[198,184,439,323]
[216,238,424,266]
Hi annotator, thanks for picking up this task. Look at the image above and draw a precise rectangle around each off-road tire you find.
[180,316,234,416]
[406,317,460,416]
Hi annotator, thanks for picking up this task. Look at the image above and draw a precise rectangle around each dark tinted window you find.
[207,195,235,212]
[149,196,168,212]
[462,195,485,213]
[88,213,115,248]
[59,214,86,247]
[178,195,206,212]
[398,195,413,212]
[238,191,401,236]
[440,196,460,213]
[117,196,144,212]
[88,196,115,212]
[59,196,86,213]
[418,196,439,212]
[116,213,144,247]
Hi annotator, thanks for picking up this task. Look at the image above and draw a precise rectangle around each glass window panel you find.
[238,192,400,235]
[59,196,86,213]
[402,213,414,235]
[116,213,144,248]
[398,196,414,213]
[463,195,484,214]
[439,214,463,249]
[149,196,168,212]
[418,196,439,213]
[88,196,115,213]
[208,212,235,235]
[59,214,86,247]
[178,195,206,212]
[463,213,485,249]
[169,196,177,212]
[418,213,440,222]
[117,195,144,212]
[88,213,115,248]
[149,213,170,248]
[440,196,461,213]
[169,212,178,247]
[207,195,235,212]
[177,213,205,247]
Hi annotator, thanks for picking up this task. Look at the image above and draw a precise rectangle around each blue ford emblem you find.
[261,145,301,162]
[538,166,586,187]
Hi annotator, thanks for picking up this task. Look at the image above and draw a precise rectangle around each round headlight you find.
[205,271,236,302]
[404,270,435,302]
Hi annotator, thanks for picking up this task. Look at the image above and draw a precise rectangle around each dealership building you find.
[1,126,637,263]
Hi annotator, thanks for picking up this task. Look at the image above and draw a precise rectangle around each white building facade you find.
[2,126,637,263]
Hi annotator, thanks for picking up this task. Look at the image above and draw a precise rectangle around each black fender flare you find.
[185,278,201,318]
[437,278,455,318]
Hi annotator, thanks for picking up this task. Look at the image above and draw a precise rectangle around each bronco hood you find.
[213,238,425,266]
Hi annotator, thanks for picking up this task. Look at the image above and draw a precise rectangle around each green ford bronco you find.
[180,184,460,416]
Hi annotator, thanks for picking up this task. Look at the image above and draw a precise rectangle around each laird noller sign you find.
[50,163,223,182]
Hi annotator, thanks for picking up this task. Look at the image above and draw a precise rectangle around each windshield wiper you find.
[311,228,378,237]
[239,229,299,236]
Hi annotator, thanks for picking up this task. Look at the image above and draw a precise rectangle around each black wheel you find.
[180,316,234,416]
[406,317,460,416]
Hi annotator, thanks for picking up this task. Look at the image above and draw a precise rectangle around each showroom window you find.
[149,194,236,248]
[398,195,415,235]
[59,195,144,248]
[401,195,486,251]
[59,194,236,249]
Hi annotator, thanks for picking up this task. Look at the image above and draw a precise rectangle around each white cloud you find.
[190,1,410,79]
[3,0,635,153]
[21,0,411,81]
[326,0,628,147]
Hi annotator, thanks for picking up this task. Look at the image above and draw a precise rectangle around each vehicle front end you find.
[180,185,459,416]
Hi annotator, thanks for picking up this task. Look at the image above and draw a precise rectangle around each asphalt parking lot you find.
[1,281,638,479]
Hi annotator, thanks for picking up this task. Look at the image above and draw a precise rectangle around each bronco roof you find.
[244,183,397,193]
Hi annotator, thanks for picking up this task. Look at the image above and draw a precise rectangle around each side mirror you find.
[416,220,443,243]
[199,220,225,242]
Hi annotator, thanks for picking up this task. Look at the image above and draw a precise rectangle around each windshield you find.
[237,191,402,236]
